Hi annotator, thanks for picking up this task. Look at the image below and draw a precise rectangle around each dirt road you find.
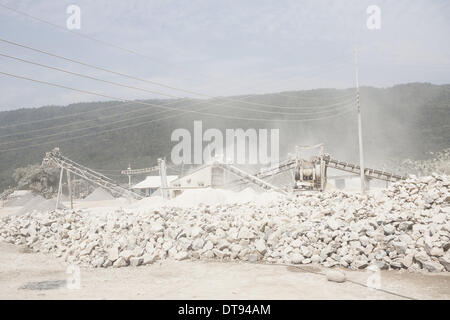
[0,242,448,300]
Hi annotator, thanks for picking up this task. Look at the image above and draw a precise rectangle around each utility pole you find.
[55,167,64,210]
[354,48,366,194]
[66,170,73,209]
[127,163,132,188]
[158,158,170,199]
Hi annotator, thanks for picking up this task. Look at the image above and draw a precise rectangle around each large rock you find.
[108,247,119,262]
[192,238,205,250]
[422,260,444,272]
[290,253,304,264]
[142,253,157,265]
[383,224,396,235]
[113,257,128,268]
[326,270,346,283]
[438,253,450,271]
[429,247,444,257]
[130,257,143,267]
[238,227,255,239]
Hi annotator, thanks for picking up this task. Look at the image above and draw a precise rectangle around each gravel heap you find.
[83,187,115,201]
[0,175,448,272]
[388,148,450,176]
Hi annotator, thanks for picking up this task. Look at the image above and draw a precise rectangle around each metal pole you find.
[66,169,73,209]
[55,167,64,210]
[158,158,170,199]
[355,48,366,194]
[320,145,325,191]
[127,164,131,188]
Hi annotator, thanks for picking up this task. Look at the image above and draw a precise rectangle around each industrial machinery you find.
[39,145,407,206]
[230,144,407,192]
[293,144,327,191]
[43,148,143,208]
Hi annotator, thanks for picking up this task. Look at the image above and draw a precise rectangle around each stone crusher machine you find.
[255,144,407,192]
[291,144,407,191]
[293,144,327,191]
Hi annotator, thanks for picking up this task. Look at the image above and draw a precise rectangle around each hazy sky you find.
[0,0,449,110]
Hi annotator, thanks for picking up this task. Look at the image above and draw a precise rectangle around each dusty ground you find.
[0,242,449,300]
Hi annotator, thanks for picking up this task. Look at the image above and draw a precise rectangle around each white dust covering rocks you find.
[0,175,448,272]
[17,195,65,215]
[83,187,115,201]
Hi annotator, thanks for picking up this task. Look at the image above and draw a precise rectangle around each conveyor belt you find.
[217,163,288,195]
[43,148,143,199]
[323,155,406,182]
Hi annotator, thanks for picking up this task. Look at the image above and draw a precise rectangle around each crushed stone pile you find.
[0,175,448,272]
[127,187,282,212]
[388,148,450,176]
[83,187,115,201]
[17,196,66,215]
[3,190,35,207]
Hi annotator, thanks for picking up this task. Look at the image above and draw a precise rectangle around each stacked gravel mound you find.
[389,148,450,176]
[0,175,448,272]
[84,188,115,201]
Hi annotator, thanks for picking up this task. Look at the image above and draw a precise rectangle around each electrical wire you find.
[0,95,236,140]
[0,52,356,117]
[0,105,208,153]
[0,98,233,146]
[0,37,355,111]
[0,2,166,65]
[0,100,137,129]
[0,52,180,99]
[0,70,356,124]
[0,5,358,103]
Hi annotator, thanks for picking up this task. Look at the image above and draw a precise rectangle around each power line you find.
[0,52,355,116]
[0,103,353,153]
[0,5,359,104]
[0,37,354,111]
[0,56,352,141]
[0,2,166,65]
[0,103,214,153]
[0,98,233,146]
[0,73,354,153]
[0,52,181,99]
[0,102,165,138]
[0,100,137,129]
[0,70,355,123]
[221,55,354,99]
[0,98,207,139]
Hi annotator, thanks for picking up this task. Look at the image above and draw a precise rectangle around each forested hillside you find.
[0,83,449,192]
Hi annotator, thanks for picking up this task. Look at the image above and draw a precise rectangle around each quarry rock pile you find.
[0,175,448,273]
[83,187,115,201]
[71,179,95,199]
[389,148,450,176]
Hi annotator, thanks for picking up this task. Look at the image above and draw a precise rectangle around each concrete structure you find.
[132,175,178,196]
[170,164,227,196]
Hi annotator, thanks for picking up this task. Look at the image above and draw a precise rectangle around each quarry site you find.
[0,146,449,300]
[0,1,449,304]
